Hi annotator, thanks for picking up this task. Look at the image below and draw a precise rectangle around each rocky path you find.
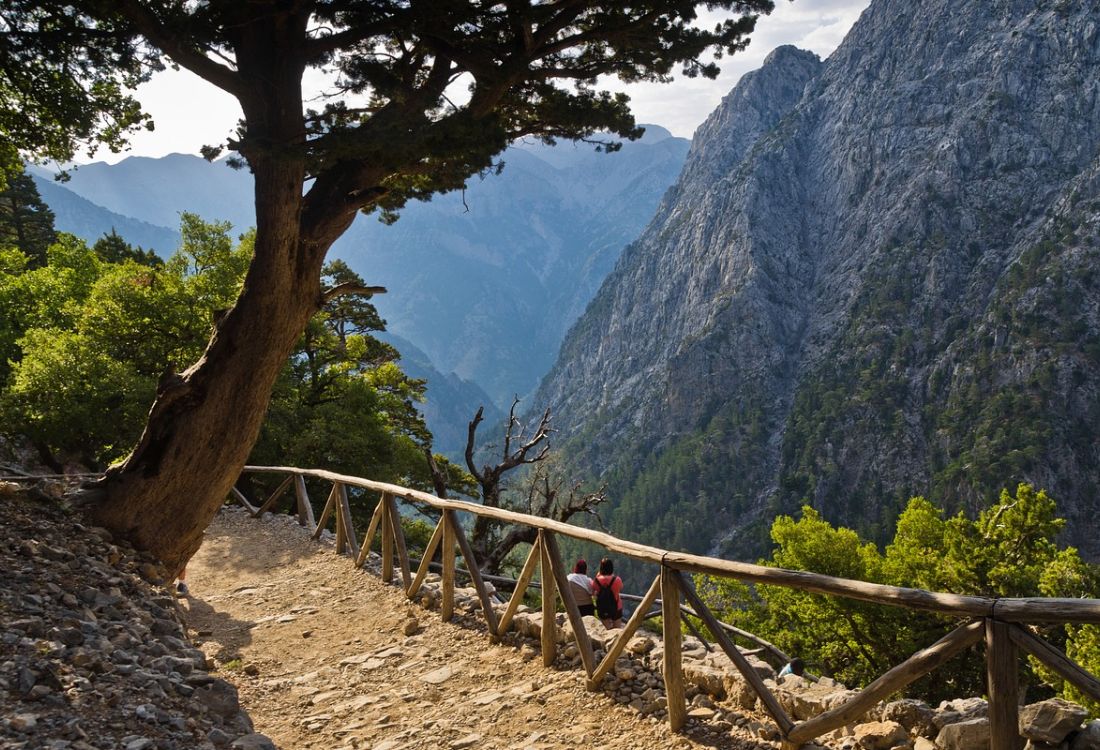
[182,508,777,750]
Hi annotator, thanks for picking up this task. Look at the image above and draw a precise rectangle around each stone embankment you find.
[0,483,272,750]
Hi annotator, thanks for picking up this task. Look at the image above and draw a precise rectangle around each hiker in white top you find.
[566,559,596,617]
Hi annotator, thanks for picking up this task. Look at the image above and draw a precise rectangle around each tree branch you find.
[465,406,486,485]
[424,447,449,499]
[112,0,246,98]
[321,282,387,303]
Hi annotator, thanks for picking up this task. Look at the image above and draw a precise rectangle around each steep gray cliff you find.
[538,0,1100,559]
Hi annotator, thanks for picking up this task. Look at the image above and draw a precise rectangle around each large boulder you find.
[1020,699,1088,745]
[936,718,991,750]
[774,682,859,722]
[681,662,729,699]
[1071,720,1100,750]
[852,720,907,749]
[935,697,989,730]
[882,698,937,738]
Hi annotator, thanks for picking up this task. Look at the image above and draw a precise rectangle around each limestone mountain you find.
[537,0,1100,560]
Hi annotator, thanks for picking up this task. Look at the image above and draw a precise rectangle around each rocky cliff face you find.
[537,0,1100,559]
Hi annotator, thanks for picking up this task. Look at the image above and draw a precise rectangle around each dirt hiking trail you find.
[181,508,777,750]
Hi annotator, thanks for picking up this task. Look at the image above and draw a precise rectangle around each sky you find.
[95,1,871,164]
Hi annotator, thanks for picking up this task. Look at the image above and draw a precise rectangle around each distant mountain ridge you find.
[29,154,255,230]
[31,175,180,257]
[536,0,1100,560]
[335,124,690,403]
[32,126,688,455]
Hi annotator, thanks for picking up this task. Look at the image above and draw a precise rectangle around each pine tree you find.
[92,229,162,266]
[0,170,56,266]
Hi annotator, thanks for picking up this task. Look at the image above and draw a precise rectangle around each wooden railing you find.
[236,466,1100,750]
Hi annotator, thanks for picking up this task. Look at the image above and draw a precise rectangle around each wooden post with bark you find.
[539,530,558,668]
[662,566,687,731]
[986,618,1023,750]
[293,474,315,529]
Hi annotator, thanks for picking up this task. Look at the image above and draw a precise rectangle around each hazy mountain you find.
[30,155,254,231]
[33,128,688,453]
[339,125,690,404]
[31,175,179,256]
[380,333,503,460]
[536,0,1100,560]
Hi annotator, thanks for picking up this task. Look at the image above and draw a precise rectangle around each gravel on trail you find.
[0,484,777,750]
[183,507,780,750]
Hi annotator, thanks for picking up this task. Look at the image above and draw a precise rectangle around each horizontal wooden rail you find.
[245,466,1100,622]
[240,466,1100,750]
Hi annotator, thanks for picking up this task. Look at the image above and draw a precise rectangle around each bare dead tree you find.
[480,462,609,573]
[423,446,450,500]
[464,399,608,572]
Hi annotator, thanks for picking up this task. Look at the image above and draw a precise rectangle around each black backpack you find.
[594,575,619,619]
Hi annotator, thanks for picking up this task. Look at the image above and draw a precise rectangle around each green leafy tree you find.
[0,169,56,266]
[0,3,153,181]
[4,217,449,496]
[0,233,102,383]
[697,484,1100,703]
[5,328,153,469]
[5,0,776,575]
[1,216,246,467]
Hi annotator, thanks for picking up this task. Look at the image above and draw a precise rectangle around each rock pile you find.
[411,576,1100,750]
[0,485,274,750]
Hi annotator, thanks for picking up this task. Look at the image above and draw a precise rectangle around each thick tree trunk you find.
[85,151,326,577]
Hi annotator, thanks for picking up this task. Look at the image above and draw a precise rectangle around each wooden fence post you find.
[539,530,558,668]
[353,498,386,568]
[385,494,412,590]
[337,483,358,557]
[441,509,456,621]
[662,566,687,732]
[542,532,595,676]
[380,493,395,582]
[987,618,1023,750]
[448,510,499,637]
[675,570,795,738]
[293,474,316,529]
[587,574,662,690]
[406,516,444,598]
[311,483,339,541]
[229,486,258,514]
[498,538,541,635]
[334,483,347,554]
[787,620,984,745]
[1009,624,1100,704]
[253,474,294,517]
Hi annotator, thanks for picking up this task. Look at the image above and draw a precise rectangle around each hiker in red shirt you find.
[593,557,624,628]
